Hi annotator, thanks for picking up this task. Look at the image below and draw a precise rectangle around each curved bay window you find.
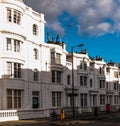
[51,70,62,84]
[7,62,22,78]
[7,8,21,25]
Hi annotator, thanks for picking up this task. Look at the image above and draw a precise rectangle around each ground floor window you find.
[32,91,40,108]
[114,95,119,104]
[80,93,87,107]
[7,89,22,109]
[100,94,105,105]
[52,91,62,107]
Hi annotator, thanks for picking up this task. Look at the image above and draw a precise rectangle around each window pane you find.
[80,93,87,107]
[32,91,39,108]
[14,40,20,52]
[14,63,17,77]
[80,94,83,106]
[7,38,12,51]
[32,97,39,108]
[33,24,38,35]
[67,75,70,85]
[84,94,87,106]
[34,49,38,60]
[51,52,55,63]
[7,97,12,109]
[17,12,21,24]
[14,10,17,23]
[80,62,82,69]
[7,8,21,24]
[34,69,38,81]
[57,92,61,106]
[18,97,21,108]
[7,89,22,109]
[84,76,87,86]
[52,92,56,106]
[84,63,87,70]
[57,71,61,83]
[18,64,21,78]
[56,53,61,64]
[7,62,12,77]
[90,79,92,87]
[7,89,12,95]
[52,71,55,83]
[14,96,17,108]
[7,9,12,22]
[14,63,21,78]
[7,89,12,109]
[80,76,83,86]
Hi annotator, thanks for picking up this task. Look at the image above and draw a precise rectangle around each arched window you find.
[33,24,38,35]
[33,48,38,60]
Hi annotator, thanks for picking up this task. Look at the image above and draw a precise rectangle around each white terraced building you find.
[0,0,120,121]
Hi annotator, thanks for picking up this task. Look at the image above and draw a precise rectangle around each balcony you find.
[88,89,99,95]
[65,85,79,96]
[106,89,114,95]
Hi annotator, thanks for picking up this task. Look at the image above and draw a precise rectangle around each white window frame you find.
[80,93,87,107]
[99,79,105,89]
[51,70,62,84]
[100,94,105,105]
[7,89,22,109]
[14,40,20,52]
[51,52,61,64]
[52,91,62,107]
[80,76,87,86]
[6,38,22,52]
[56,53,61,64]
[7,8,21,25]
[7,38,12,51]
[7,62,22,78]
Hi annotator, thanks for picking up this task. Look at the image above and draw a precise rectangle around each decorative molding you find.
[0,30,26,40]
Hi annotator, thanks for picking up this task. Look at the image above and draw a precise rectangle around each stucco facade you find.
[0,0,120,120]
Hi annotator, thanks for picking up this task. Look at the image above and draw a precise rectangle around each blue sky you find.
[24,0,120,63]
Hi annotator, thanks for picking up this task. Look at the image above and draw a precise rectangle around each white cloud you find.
[46,21,64,36]
[97,23,111,32]
[23,0,120,36]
